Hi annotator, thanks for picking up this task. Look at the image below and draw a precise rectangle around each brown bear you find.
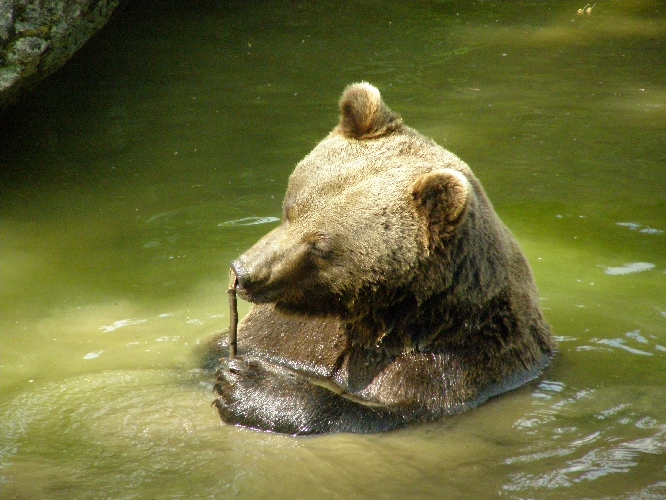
[213,82,555,435]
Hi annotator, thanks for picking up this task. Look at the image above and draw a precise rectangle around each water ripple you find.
[580,330,664,356]
[218,216,280,227]
[616,222,664,234]
[504,384,666,495]
[605,262,655,275]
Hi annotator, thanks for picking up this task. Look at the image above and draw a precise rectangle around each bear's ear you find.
[411,169,470,247]
[336,82,403,139]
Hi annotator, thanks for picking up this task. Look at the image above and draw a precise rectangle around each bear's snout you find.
[230,224,314,305]
[230,258,268,301]
[230,227,286,302]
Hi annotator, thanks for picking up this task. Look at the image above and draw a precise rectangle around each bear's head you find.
[231,83,497,341]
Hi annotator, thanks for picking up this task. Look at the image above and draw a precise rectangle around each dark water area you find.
[1,1,665,498]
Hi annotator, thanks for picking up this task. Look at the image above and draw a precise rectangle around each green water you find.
[1,0,665,498]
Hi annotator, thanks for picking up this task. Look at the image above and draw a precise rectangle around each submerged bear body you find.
[214,83,555,435]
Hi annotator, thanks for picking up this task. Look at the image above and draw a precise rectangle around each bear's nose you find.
[230,258,264,294]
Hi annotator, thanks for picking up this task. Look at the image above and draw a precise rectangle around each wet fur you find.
[213,83,555,435]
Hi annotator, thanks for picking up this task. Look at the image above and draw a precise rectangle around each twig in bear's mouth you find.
[227,268,239,358]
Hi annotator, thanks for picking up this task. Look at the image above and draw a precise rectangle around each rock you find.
[0,0,128,113]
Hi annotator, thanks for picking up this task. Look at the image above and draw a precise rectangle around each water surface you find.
[1,1,665,498]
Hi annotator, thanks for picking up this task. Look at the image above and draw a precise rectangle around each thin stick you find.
[227,268,238,358]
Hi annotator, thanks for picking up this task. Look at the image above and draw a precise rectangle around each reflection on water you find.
[1,0,665,498]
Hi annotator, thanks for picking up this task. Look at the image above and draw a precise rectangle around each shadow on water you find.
[1,0,665,499]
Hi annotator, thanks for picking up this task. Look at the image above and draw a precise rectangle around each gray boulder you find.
[0,0,127,112]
